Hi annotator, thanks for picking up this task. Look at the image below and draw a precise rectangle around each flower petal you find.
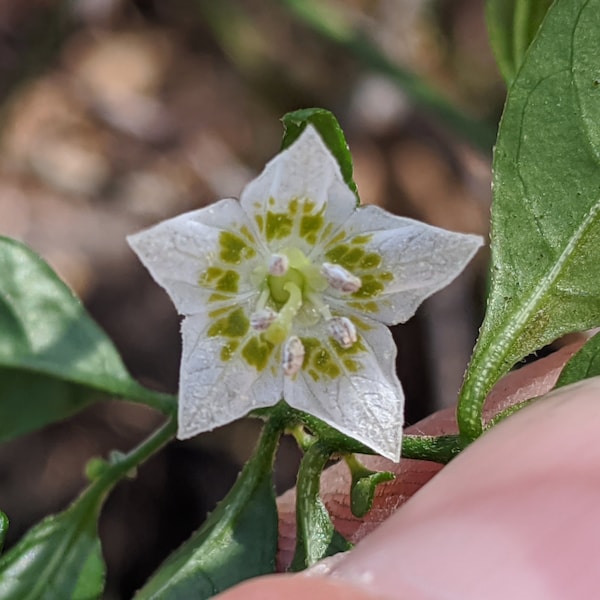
[178,308,283,438]
[321,204,483,325]
[285,316,404,461]
[127,198,264,316]
[240,126,356,253]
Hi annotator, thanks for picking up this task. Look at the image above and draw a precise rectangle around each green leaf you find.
[459,0,600,440]
[135,421,281,599]
[281,108,359,201]
[0,492,105,600]
[486,0,553,84]
[0,513,8,554]
[555,333,600,388]
[0,419,175,600]
[291,442,352,571]
[0,237,174,441]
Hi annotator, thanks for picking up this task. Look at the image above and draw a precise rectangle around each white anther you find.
[268,254,289,276]
[250,307,278,331]
[321,262,362,293]
[282,335,305,377]
[328,316,357,349]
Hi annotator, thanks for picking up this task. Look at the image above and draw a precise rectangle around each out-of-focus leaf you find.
[0,493,105,600]
[0,419,175,599]
[459,0,600,439]
[0,237,174,441]
[281,108,358,201]
[555,333,600,388]
[486,0,553,84]
[135,424,280,599]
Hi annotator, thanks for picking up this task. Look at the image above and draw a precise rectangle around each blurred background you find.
[0,0,502,597]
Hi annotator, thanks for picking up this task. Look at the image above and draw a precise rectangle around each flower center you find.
[253,247,362,359]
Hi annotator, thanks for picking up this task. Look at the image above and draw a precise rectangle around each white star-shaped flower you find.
[128,126,483,461]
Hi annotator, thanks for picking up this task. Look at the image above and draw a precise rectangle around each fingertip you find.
[215,574,381,600]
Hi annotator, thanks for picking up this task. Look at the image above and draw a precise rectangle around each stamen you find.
[282,336,305,376]
[268,254,289,276]
[264,282,303,344]
[250,307,278,331]
[328,316,357,349]
[321,262,362,293]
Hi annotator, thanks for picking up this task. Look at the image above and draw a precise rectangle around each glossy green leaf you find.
[281,108,359,200]
[135,422,280,599]
[486,0,553,84]
[0,492,105,600]
[0,237,174,441]
[555,333,600,388]
[459,0,600,440]
[0,513,7,554]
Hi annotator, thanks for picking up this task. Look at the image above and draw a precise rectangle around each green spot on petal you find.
[200,267,240,294]
[301,337,341,379]
[208,306,231,318]
[215,270,240,293]
[202,267,223,282]
[332,336,367,356]
[343,358,361,373]
[242,335,274,371]
[220,340,240,361]
[360,253,382,269]
[266,211,293,242]
[351,234,373,245]
[351,317,374,331]
[314,347,341,378]
[219,231,256,264]
[325,244,350,264]
[208,293,230,302]
[327,230,346,246]
[300,212,325,245]
[208,308,249,338]
[352,274,384,298]
[240,225,255,242]
[348,301,379,313]
[343,247,365,266]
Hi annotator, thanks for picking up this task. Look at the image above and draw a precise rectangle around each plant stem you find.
[90,418,177,502]
[291,441,351,570]
[123,385,178,417]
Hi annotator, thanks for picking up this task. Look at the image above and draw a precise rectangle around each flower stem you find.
[282,407,466,464]
[291,441,352,570]
[88,418,177,502]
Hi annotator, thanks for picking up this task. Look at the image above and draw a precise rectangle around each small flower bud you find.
[268,253,289,276]
[328,316,357,349]
[321,262,362,293]
[282,335,305,376]
[250,307,278,331]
